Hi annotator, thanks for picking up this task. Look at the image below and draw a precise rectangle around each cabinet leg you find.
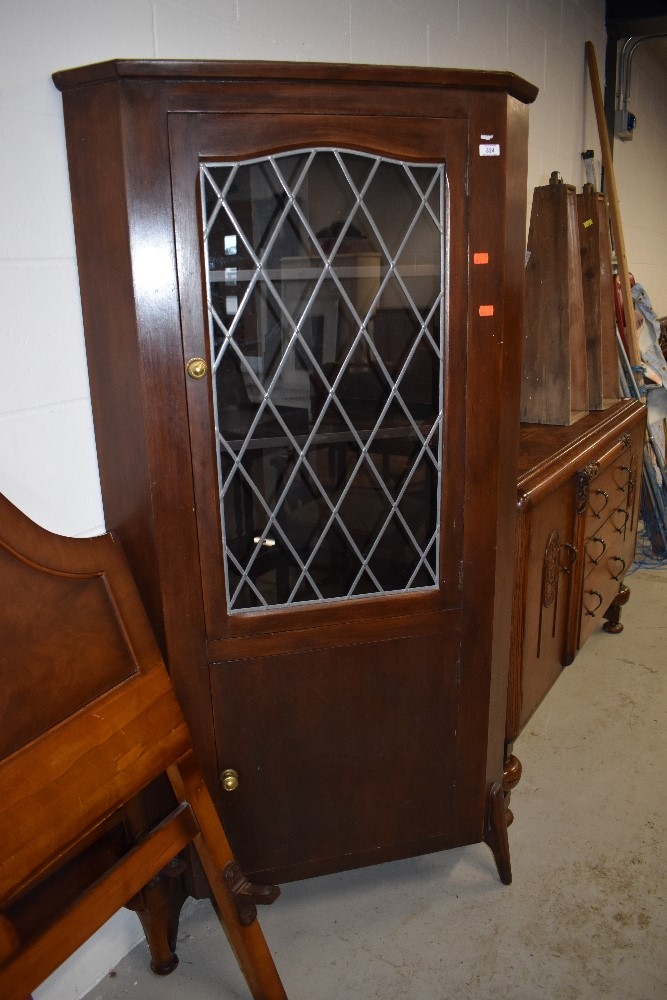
[127,858,189,975]
[483,782,512,885]
[602,582,630,634]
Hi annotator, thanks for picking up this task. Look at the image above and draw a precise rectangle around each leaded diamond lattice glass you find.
[201,148,446,613]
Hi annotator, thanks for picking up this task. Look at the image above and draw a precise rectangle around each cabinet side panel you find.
[486,96,531,781]
[456,94,530,806]
[59,83,218,800]
[60,84,157,620]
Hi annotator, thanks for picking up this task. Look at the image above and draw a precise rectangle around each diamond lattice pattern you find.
[201,148,446,612]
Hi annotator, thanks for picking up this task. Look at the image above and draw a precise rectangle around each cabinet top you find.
[52,58,538,105]
[517,399,645,494]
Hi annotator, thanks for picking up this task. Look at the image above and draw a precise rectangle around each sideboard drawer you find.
[582,509,629,579]
[580,552,628,646]
[584,462,632,528]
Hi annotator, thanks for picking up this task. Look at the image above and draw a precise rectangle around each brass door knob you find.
[186,356,208,380]
[220,768,239,792]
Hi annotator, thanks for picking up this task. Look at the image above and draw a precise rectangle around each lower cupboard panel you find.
[210,628,469,882]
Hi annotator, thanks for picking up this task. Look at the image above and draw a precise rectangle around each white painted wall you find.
[1,1,664,997]
[614,40,667,316]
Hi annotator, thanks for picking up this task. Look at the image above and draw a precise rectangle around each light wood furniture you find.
[0,492,286,1000]
[52,60,537,942]
[521,176,590,426]
[507,399,646,752]
[577,183,620,409]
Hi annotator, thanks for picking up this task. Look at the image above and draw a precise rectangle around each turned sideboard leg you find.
[127,858,189,975]
[602,582,631,634]
[502,751,523,827]
[483,782,512,885]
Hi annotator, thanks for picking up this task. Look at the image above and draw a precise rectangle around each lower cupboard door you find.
[211,629,466,882]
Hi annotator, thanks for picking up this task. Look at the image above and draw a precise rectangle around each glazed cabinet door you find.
[169,111,472,879]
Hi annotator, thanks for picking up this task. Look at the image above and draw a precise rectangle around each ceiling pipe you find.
[617,33,667,111]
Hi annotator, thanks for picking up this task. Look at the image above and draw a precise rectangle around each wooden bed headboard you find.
[0,493,162,759]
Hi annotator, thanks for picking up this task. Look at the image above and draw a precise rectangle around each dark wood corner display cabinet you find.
[53,59,538,946]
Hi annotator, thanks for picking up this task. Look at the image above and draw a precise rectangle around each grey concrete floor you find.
[86,566,666,1000]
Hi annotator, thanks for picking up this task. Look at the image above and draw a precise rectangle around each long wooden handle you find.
[585,41,643,375]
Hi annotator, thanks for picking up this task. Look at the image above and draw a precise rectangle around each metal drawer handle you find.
[561,543,578,573]
[588,536,607,564]
[584,590,604,617]
[610,556,626,581]
[613,507,630,533]
[618,464,632,491]
[590,489,609,518]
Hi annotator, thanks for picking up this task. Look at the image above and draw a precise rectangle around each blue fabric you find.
[632,281,667,422]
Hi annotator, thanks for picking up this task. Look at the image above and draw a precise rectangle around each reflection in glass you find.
[201,148,446,612]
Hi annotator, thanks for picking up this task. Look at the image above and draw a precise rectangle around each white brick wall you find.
[1,1,665,996]
[614,42,667,312]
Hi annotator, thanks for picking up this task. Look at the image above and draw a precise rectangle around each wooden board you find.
[521,178,589,425]
[577,183,620,409]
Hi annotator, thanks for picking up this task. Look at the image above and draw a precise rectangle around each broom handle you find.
[585,40,643,378]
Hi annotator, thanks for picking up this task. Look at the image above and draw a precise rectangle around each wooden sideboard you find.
[507,399,646,751]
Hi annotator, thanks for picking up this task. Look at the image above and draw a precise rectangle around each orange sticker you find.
[473,252,489,264]
[479,304,494,317]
